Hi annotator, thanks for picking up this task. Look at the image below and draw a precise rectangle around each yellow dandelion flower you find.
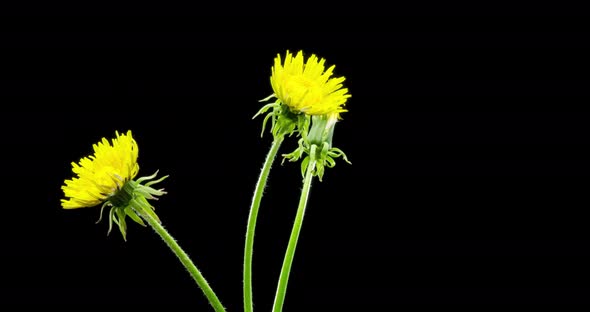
[270,50,351,117]
[62,130,139,209]
[61,130,167,240]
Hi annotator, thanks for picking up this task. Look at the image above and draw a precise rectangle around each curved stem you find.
[142,211,226,312]
[244,136,284,312]
[272,158,316,312]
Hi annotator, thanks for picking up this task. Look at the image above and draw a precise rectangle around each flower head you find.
[270,50,350,117]
[62,130,139,209]
[61,130,167,240]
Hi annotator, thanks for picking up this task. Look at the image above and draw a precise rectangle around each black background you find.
[1,6,590,309]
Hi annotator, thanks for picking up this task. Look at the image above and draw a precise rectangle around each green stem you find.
[142,211,226,312]
[244,136,284,312]
[272,158,317,312]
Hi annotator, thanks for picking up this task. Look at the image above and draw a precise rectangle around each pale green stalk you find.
[272,159,317,312]
[244,136,284,312]
[142,211,226,312]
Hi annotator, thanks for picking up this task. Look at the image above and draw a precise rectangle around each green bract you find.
[283,114,351,181]
[96,171,168,241]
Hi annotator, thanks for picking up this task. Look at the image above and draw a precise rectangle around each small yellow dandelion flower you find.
[270,50,351,117]
[61,130,167,240]
[62,130,139,209]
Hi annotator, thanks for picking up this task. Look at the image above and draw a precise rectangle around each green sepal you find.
[315,162,325,181]
[282,138,307,165]
[124,206,146,227]
[98,170,168,240]
[254,95,310,140]
[327,147,352,165]
[135,170,160,184]
[115,208,128,241]
[282,121,351,181]
[107,205,116,236]
[300,156,310,178]
[259,93,276,102]
[132,196,162,224]
[96,201,110,224]
[253,101,279,137]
